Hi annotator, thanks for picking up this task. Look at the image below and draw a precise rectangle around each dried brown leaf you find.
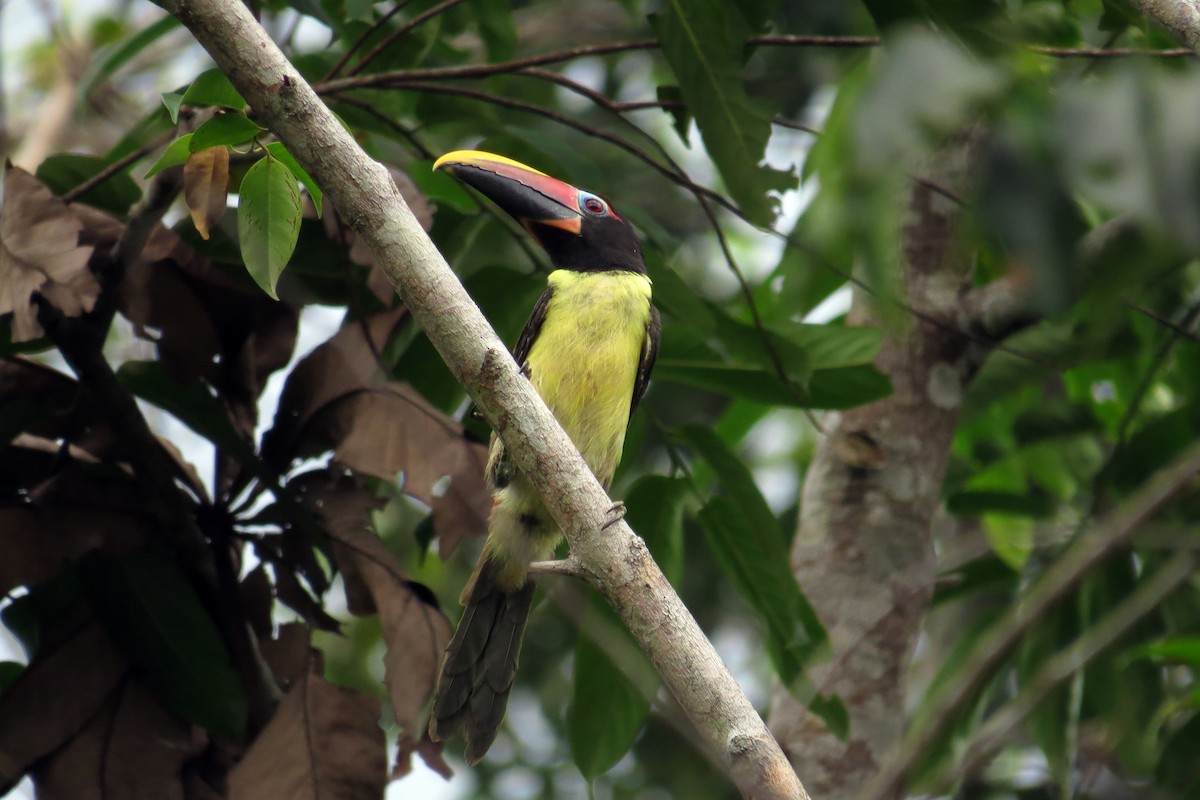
[259,622,312,692]
[0,507,145,595]
[392,733,452,781]
[272,564,341,633]
[30,692,116,800]
[302,474,451,735]
[0,165,98,341]
[118,225,298,432]
[227,670,386,800]
[0,624,127,789]
[261,306,408,469]
[322,165,434,268]
[312,384,490,556]
[183,146,230,240]
[36,680,206,800]
[240,564,274,639]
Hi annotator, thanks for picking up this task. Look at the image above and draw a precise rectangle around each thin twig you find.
[1115,297,1200,444]
[1030,45,1194,57]
[346,0,466,78]
[328,94,545,269]
[60,128,177,205]
[323,0,414,81]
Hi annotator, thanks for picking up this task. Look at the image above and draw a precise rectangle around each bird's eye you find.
[580,193,608,216]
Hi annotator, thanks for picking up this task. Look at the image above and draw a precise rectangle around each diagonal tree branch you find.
[862,437,1200,800]
[169,1,809,797]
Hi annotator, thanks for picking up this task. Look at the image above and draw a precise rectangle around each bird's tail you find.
[429,555,536,765]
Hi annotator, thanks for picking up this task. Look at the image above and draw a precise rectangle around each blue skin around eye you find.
[579,191,609,216]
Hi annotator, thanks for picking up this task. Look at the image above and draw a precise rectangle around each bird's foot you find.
[601,501,626,530]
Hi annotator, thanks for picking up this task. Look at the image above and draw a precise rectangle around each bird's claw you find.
[601,501,626,530]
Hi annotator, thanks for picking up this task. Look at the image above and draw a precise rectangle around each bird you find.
[427,150,660,765]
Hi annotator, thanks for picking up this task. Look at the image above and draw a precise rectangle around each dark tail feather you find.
[429,557,536,765]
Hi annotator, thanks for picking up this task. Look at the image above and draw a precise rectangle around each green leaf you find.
[81,15,181,99]
[649,0,795,226]
[681,426,831,700]
[946,490,1055,518]
[568,596,652,779]
[0,662,24,697]
[982,513,1034,570]
[656,85,691,140]
[35,154,141,215]
[679,425,778,544]
[656,356,891,410]
[144,134,193,179]
[469,0,516,61]
[189,113,263,151]
[115,360,256,462]
[265,142,322,215]
[237,153,304,299]
[1127,637,1200,667]
[697,496,842,726]
[79,549,248,737]
[161,91,184,124]
[180,68,246,110]
[624,475,689,586]
[771,323,882,370]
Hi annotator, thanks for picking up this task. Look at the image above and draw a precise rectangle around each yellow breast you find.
[524,269,652,488]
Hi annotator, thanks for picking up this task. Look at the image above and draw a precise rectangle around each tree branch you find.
[948,549,1200,789]
[1127,0,1200,55]
[863,437,1200,800]
[169,1,809,797]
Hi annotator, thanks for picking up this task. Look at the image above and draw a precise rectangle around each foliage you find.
[2,0,1200,798]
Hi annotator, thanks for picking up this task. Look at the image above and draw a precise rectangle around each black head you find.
[434,150,645,274]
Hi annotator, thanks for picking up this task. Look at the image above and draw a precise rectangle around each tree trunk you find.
[768,131,1021,799]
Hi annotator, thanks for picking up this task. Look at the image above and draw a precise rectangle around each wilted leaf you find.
[30,692,116,800]
[272,563,342,633]
[0,623,127,791]
[0,507,145,596]
[262,310,489,556]
[35,680,206,800]
[323,165,434,266]
[259,622,312,692]
[79,549,248,738]
[317,386,490,555]
[393,733,451,781]
[262,307,408,465]
[184,146,230,240]
[0,165,99,341]
[227,670,386,800]
[120,225,298,425]
[297,472,451,735]
[240,563,274,638]
[238,153,303,299]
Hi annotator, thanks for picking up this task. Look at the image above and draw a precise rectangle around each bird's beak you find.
[433,150,583,236]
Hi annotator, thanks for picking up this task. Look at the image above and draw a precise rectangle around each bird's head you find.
[433,150,645,273]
